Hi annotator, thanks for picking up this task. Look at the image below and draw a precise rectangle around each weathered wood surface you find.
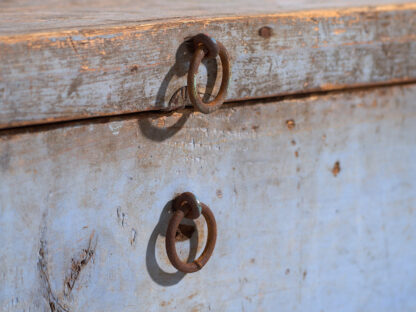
[0,4,415,128]
[0,0,413,35]
[1,84,416,311]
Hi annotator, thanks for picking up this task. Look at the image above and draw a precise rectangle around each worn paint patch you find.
[67,75,83,97]
[108,122,123,135]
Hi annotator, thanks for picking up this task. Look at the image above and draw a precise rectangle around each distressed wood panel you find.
[1,84,416,311]
[0,4,416,128]
[0,1,413,35]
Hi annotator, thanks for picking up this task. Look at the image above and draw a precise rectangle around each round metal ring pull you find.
[166,192,217,273]
[187,34,231,114]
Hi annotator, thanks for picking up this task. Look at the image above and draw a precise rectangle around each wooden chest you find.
[1,1,416,311]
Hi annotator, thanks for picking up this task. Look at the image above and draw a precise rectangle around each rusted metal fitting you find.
[173,192,202,219]
[187,34,231,114]
[192,33,219,59]
[166,192,217,273]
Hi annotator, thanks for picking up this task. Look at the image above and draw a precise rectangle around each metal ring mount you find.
[187,34,231,114]
[192,33,219,59]
[166,192,217,273]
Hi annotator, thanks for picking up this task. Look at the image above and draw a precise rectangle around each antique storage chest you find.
[1,0,416,311]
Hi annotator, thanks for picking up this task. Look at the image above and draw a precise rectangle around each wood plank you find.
[0,0,413,35]
[1,84,416,311]
[0,4,415,128]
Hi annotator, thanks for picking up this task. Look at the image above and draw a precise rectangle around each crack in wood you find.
[63,231,97,297]
[38,215,97,311]
[38,216,69,312]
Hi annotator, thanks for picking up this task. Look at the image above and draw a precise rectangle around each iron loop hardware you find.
[166,192,217,273]
[187,34,231,114]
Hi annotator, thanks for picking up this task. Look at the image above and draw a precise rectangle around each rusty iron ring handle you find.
[166,192,217,273]
[187,34,231,114]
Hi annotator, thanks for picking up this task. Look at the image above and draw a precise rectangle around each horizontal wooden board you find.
[1,84,416,311]
[0,4,415,128]
[0,0,413,35]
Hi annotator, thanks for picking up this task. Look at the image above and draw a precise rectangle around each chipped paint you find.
[108,122,123,135]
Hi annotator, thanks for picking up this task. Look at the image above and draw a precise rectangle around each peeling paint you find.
[109,122,123,135]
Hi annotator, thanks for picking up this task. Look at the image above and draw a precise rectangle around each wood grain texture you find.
[1,84,416,311]
[0,4,415,128]
[0,0,413,35]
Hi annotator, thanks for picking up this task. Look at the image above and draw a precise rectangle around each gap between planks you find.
[1,79,415,136]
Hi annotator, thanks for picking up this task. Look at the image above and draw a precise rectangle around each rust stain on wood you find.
[286,119,296,130]
[175,224,196,242]
[332,161,341,177]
